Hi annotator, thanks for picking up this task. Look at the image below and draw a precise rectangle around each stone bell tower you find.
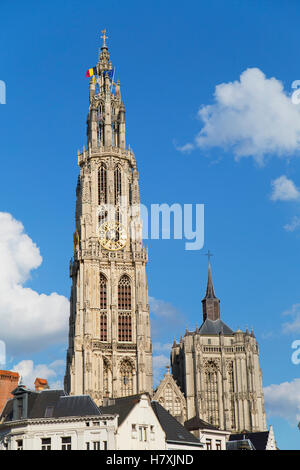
[64,31,153,404]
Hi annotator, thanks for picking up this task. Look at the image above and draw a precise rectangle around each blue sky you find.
[1,0,300,449]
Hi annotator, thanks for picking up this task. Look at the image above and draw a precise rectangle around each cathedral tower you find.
[170,263,267,433]
[64,32,153,404]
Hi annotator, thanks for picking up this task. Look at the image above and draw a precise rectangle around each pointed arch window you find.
[98,164,107,204]
[228,362,236,429]
[100,273,107,309]
[118,275,132,342]
[118,275,131,310]
[120,360,133,396]
[204,361,219,427]
[100,273,107,341]
[114,165,122,205]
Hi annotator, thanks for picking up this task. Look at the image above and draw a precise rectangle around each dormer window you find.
[44,406,54,418]
[17,398,23,419]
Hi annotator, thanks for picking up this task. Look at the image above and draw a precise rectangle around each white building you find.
[184,415,230,450]
[0,385,117,450]
[0,387,203,450]
[100,393,203,450]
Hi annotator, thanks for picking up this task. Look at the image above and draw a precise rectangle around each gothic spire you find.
[201,262,220,322]
[205,262,217,298]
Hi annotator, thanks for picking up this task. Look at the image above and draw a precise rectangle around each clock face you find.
[99,221,128,251]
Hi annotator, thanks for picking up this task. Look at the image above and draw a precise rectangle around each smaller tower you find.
[171,263,267,433]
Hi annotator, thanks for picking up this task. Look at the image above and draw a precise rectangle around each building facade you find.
[0,386,117,450]
[64,34,153,404]
[170,263,267,433]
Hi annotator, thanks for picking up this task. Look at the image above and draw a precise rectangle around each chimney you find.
[34,378,49,392]
[0,370,19,414]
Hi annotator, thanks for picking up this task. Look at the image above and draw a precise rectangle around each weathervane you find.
[101,29,108,47]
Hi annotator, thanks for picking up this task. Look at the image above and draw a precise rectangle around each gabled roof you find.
[1,389,102,422]
[153,368,186,411]
[184,415,219,431]
[151,401,202,446]
[229,431,270,450]
[99,394,146,426]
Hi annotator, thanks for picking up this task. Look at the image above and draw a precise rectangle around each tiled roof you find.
[100,394,143,426]
[1,389,102,422]
[184,415,219,431]
[151,401,202,446]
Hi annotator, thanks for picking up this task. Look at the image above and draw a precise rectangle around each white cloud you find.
[12,359,64,390]
[153,342,172,353]
[0,212,69,354]
[270,176,300,201]
[149,296,186,341]
[284,216,300,232]
[282,304,300,334]
[178,68,300,163]
[264,379,300,423]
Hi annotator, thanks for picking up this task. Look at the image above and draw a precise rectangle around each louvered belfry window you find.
[118,275,132,341]
[114,165,121,205]
[100,274,107,341]
[118,313,132,342]
[118,275,131,310]
[98,164,107,204]
[100,273,107,309]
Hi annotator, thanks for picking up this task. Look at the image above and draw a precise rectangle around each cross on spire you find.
[205,249,213,265]
[101,29,108,48]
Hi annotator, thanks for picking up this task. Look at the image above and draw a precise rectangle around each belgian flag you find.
[86,66,97,78]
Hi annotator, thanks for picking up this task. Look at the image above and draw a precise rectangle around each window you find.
[61,437,71,450]
[118,275,132,342]
[118,275,131,310]
[100,313,107,341]
[205,361,219,427]
[206,439,212,450]
[16,439,23,450]
[103,441,107,450]
[120,360,133,396]
[228,362,236,429]
[100,273,107,341]
[44,406,54,418]
[216,440,222,450]
[41,438,51,450]
[97,121,104,147]
[118,312,132,342]
[98,206,108,225]
[139,426,147,442]
[17,398,23,419]
[86,442,90,450]
[98,164,107,204]
[100,273,107,309]
[93,441,100,450]
[114,165,122,205]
